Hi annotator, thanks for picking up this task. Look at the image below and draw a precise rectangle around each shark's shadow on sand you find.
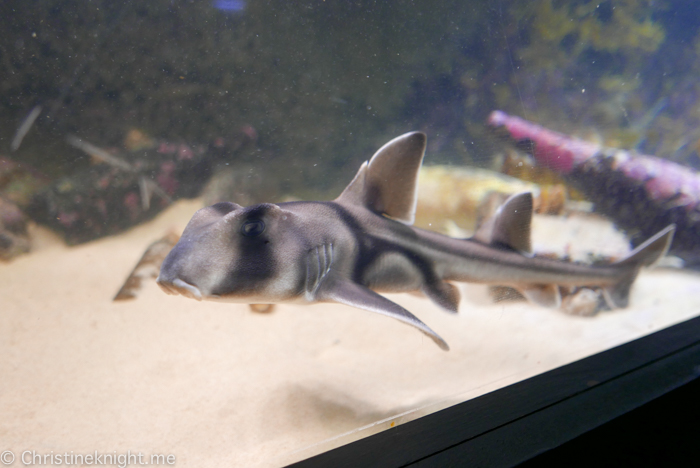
[261,382,449,445]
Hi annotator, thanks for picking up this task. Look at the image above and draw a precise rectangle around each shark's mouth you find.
[157,277,203,301]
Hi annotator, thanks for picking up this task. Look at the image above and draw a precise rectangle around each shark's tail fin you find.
[603,224,675,308]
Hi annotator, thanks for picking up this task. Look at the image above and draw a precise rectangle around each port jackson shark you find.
[157,132,675,350]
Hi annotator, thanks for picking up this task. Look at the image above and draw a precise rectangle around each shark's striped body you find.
[157,132,674,350]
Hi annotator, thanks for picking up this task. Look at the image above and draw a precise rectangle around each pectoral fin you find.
[317,274,449,351]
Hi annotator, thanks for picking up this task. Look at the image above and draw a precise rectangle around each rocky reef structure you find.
[0,197,30,260]
[0,156,48,260]
[25,130,254,245]
[489,110,700,266]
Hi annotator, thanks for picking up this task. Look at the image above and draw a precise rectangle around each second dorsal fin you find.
[473,192,533,255]
[335,132,427,225]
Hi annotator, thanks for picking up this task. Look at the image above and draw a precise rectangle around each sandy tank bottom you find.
[2,199,700,467]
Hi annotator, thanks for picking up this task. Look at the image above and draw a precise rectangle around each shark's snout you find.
[157,239,206,301]
[157,276,203,301]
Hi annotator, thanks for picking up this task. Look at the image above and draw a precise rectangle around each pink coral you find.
[488,111,599,174]
[157,161,179,195]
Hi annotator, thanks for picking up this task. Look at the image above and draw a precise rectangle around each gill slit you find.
[305,243,334,300]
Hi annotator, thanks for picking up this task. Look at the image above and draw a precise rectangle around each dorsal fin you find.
[335,132,427,225]
[473,192,533,255]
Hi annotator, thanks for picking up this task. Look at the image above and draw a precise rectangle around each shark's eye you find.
[241,219,265,237]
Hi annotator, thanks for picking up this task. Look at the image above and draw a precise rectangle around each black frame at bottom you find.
[288,315,700,467]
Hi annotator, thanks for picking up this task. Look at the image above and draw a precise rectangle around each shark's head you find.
[157,201,305,303]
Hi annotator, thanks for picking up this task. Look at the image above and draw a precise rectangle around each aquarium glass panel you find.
[1,1,698,466]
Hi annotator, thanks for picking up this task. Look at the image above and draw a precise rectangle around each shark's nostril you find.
[156,275,203,300]
[172,278,203,301]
